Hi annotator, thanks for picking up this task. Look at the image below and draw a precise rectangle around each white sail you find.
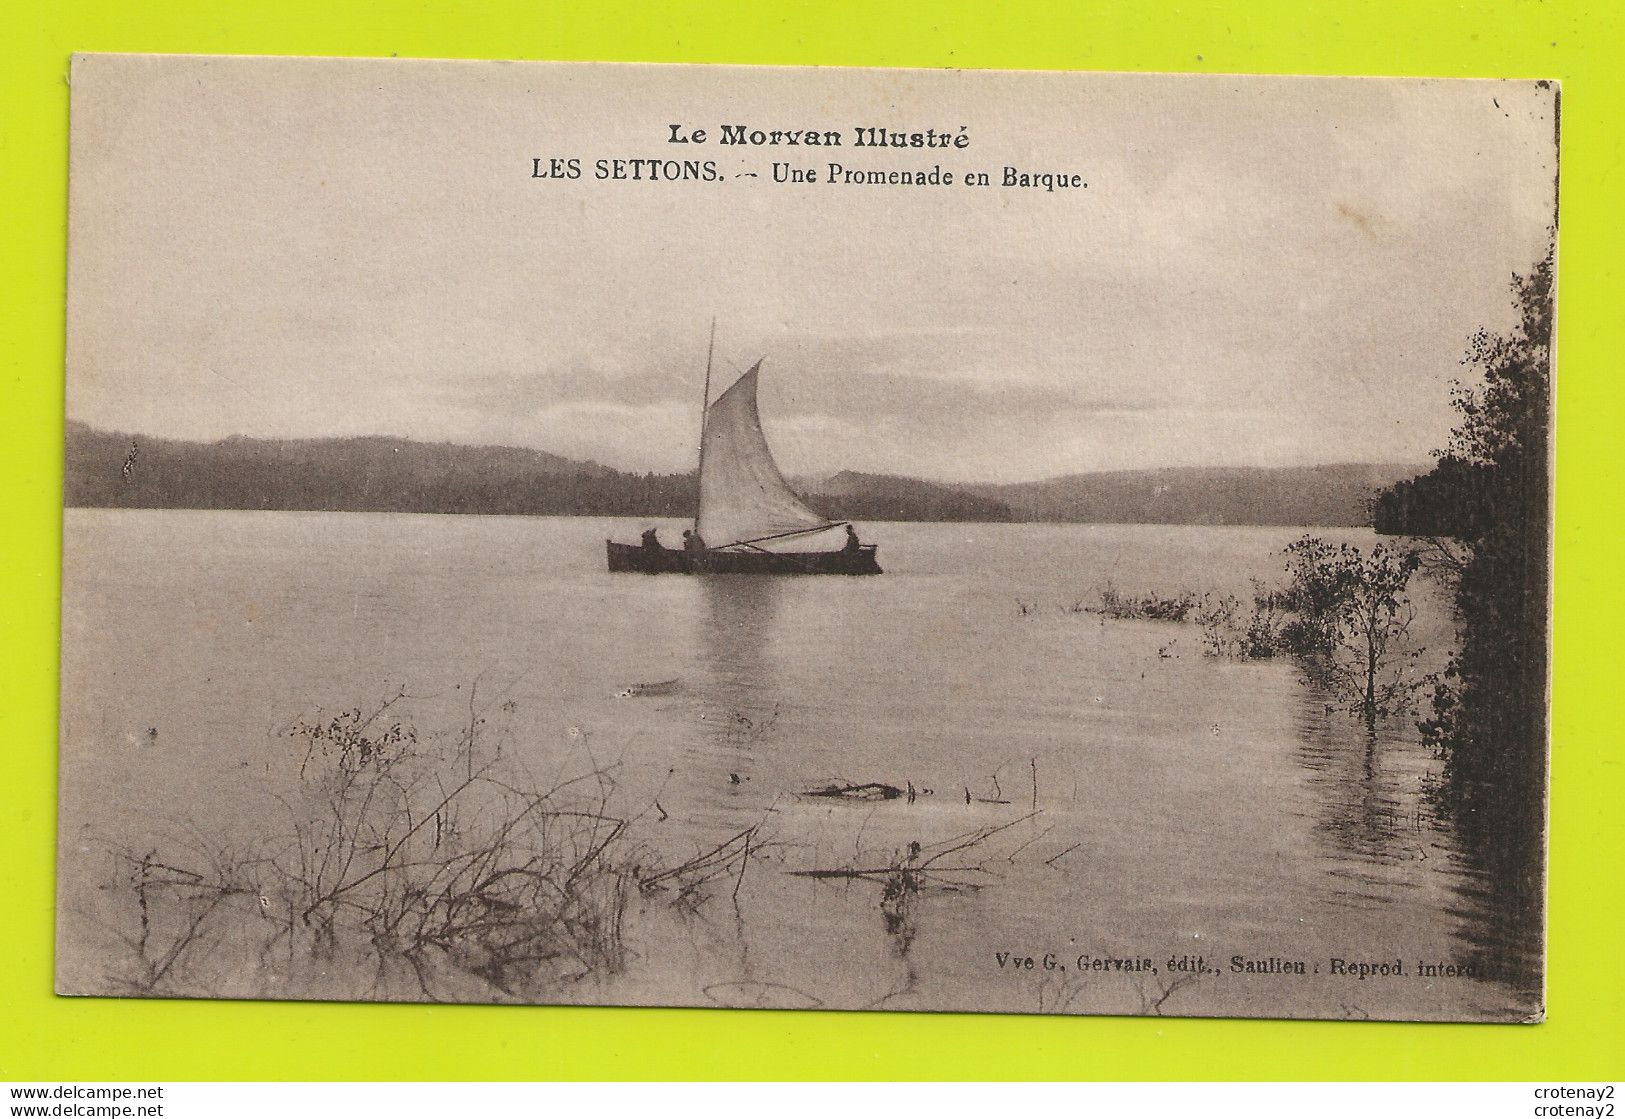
[696,362,834,548]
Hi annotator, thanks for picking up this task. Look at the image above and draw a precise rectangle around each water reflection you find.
[874,869,922,1008]
[680,576,792,825]
[692,575,792,733]
[1293,692,1417,896]
[1291,683,1541,1012]
[1432,778,1544,1008]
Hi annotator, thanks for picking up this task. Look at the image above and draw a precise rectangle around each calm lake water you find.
[57,509,1541,1021]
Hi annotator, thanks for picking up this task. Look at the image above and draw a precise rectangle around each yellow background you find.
[3,0,1620,1081]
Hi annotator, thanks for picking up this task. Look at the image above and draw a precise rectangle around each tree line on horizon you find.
[61,423,1019,523]
[62,421,1418,527]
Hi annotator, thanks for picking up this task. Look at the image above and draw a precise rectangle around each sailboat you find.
[605,326,882,575]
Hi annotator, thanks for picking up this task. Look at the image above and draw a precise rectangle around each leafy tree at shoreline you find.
[1377,243,1553,829]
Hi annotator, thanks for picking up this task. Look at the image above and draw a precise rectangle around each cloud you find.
[66,62,1556,484]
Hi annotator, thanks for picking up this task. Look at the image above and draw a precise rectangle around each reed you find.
[103,693,765,1002]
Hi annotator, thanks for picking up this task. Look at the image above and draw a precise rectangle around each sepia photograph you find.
[57,55,1556,1023]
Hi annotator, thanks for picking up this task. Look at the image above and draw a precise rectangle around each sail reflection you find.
[694,575,789,699]
[674,576,795,823]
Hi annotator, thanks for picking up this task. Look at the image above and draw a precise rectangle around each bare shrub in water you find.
[1267,537,1427,718]
[1194,536,1426,719]
[1095,581,1200,623]
[1194,583,1282,659]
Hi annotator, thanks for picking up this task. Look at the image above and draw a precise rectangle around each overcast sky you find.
[68,57,1557,483]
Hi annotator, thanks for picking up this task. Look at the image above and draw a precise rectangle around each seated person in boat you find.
[640,527,662,551]
[843,524,862,553]
[682,529,708,552]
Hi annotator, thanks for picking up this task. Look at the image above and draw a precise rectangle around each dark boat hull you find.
[606,541,881,575]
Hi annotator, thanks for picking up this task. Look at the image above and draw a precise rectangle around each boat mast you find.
[694,317,717,534]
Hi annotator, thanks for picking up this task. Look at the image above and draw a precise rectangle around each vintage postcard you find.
[58,55,1555,1021]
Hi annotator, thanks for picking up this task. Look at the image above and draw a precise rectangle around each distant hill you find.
[63,422,697,517]
[976,463,1424,527]
[64,423,1413,527]
[805,471,1016,523]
